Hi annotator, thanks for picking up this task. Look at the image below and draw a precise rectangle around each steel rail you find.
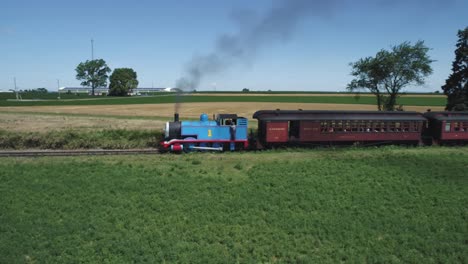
[0,149,160,157]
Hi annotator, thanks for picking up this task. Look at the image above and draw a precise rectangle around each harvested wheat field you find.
[0,102,444,119]
[0,103,444,132]
[0,112,163,132]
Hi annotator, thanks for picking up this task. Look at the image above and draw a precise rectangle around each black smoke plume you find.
[175,0,338,92]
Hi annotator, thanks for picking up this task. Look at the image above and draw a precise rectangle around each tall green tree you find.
[108,68,139,96]
[75,59,111,95]
[348,41,433,111]
[442,27,468,111]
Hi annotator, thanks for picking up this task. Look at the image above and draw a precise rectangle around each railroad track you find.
[0,149,160,157]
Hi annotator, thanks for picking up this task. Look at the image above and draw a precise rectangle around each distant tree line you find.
[22,88,49,93]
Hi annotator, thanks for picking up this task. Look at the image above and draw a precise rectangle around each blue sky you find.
[1,0,467,92]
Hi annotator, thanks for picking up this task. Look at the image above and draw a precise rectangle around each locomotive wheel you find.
[183,137,196,153]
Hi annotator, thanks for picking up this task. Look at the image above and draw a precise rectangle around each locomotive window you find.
[445,122,451,132]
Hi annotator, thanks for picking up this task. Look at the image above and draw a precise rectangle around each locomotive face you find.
[165,121,181,139]
[165,122,170,138]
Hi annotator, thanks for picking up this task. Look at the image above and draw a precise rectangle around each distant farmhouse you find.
[58,87,180,95]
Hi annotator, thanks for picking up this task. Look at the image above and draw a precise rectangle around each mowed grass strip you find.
[0,94,446,107]
[0,147,466,263]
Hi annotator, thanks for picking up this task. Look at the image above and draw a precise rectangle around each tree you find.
[442,27,468,111]
[242,88,249,93]
[75,59,111,95]
[108,68,139,96]
[347,41,433,111]
[32,88,48,93]
[23,88,48,93]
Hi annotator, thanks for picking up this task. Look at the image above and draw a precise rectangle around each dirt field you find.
[0,102,444,118]
[1,102,444,132]
[0,112,163,132]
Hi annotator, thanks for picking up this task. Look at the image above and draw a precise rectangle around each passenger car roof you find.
[423,111,468,121]
[253,110,427,121]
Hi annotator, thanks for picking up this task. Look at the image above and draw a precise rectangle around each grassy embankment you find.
[0,147,466,263]
[0,129,162,150]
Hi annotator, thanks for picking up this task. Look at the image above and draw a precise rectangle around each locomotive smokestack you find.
[174,113,179,122]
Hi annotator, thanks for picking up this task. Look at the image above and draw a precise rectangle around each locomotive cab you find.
[216,114,238,126]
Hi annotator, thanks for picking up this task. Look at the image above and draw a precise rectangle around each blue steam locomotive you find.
[161,113,249,152]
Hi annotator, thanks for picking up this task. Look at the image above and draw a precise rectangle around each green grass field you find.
[0,93,446,107]
[1,147,466,263]
[0,92,98,100]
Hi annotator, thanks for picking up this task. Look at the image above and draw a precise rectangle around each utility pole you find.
[12,77,22,101]
[57,79,61,99]
[91,38,94,60]
[14,77,19,100]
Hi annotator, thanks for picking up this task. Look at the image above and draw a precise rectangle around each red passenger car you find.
[423,111,468,145]
[253,110,426,147]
